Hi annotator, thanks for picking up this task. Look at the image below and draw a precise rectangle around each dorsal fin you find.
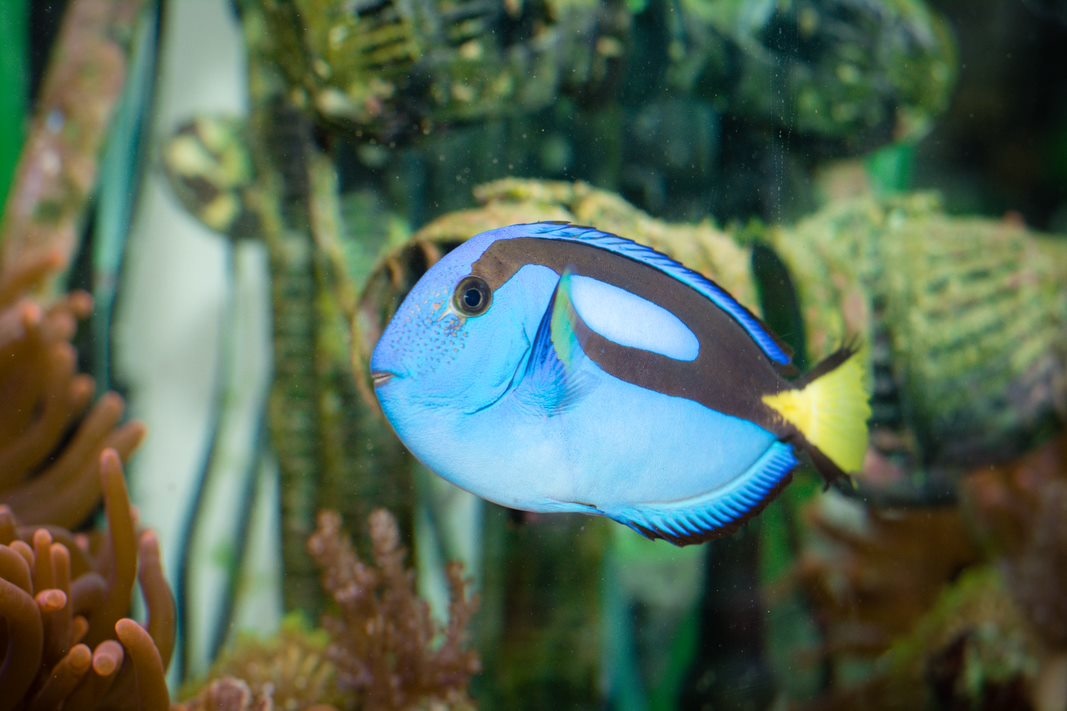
[519,222,793,366]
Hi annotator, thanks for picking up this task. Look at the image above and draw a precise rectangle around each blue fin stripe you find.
[524,222,792,366]
[605,442,799,545]
[517,270,586,414]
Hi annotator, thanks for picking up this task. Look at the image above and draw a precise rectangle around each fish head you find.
[371,226,556,441]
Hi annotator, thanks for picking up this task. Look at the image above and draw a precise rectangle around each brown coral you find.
[791,496,980,659]
[177,509,478,711]
[788,436,1067,709]
[796,567,1039,711]
[308,509,480,711]
[962,434,1067,651]
[0,448,175,709]
[175,677,338,711]
[0,252,145,529]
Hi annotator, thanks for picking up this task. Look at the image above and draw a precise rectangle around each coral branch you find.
[174,617,343,710]
[178,508,478,709]
[308,509,480,711]
[791,500,979,658]
[964,434,1067,650]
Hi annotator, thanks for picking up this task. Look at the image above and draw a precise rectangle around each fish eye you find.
[453,275,492,317]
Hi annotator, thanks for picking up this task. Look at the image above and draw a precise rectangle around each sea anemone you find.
[0,252,145,529]
[0,448,175,709]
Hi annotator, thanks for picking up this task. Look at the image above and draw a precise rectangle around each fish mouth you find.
[371,371,396,388]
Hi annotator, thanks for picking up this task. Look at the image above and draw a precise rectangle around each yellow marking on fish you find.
[762,354,870,474]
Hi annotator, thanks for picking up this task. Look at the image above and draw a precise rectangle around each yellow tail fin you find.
[762,351,871,475]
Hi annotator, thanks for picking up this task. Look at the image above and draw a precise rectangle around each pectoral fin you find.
[518,269,588,413]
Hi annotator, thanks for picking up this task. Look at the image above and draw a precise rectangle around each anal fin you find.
[604,442,800,545]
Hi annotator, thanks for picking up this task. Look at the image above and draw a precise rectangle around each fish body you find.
[371,222,870,544]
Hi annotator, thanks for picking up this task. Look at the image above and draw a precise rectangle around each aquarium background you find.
[0,0,1064,708]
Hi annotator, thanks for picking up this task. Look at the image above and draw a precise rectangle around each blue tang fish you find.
[371,222,870,545]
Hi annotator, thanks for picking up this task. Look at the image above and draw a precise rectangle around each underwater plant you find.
[962,435,1067,709]
[308,509,480,711]
[160,2,419,616]
[791,498,980,659]
[792,565,1039,711]
[235,0,958,223]
[250,0,954,155]
[773,435,1067,709]
[174,618,342,710]
[0,7,175,700]
[176,507,480,711]
[251,0,631,142]
[0,448,174,709]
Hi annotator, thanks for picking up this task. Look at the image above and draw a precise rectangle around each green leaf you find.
[866,142,916,196]
[0,0,27,211]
